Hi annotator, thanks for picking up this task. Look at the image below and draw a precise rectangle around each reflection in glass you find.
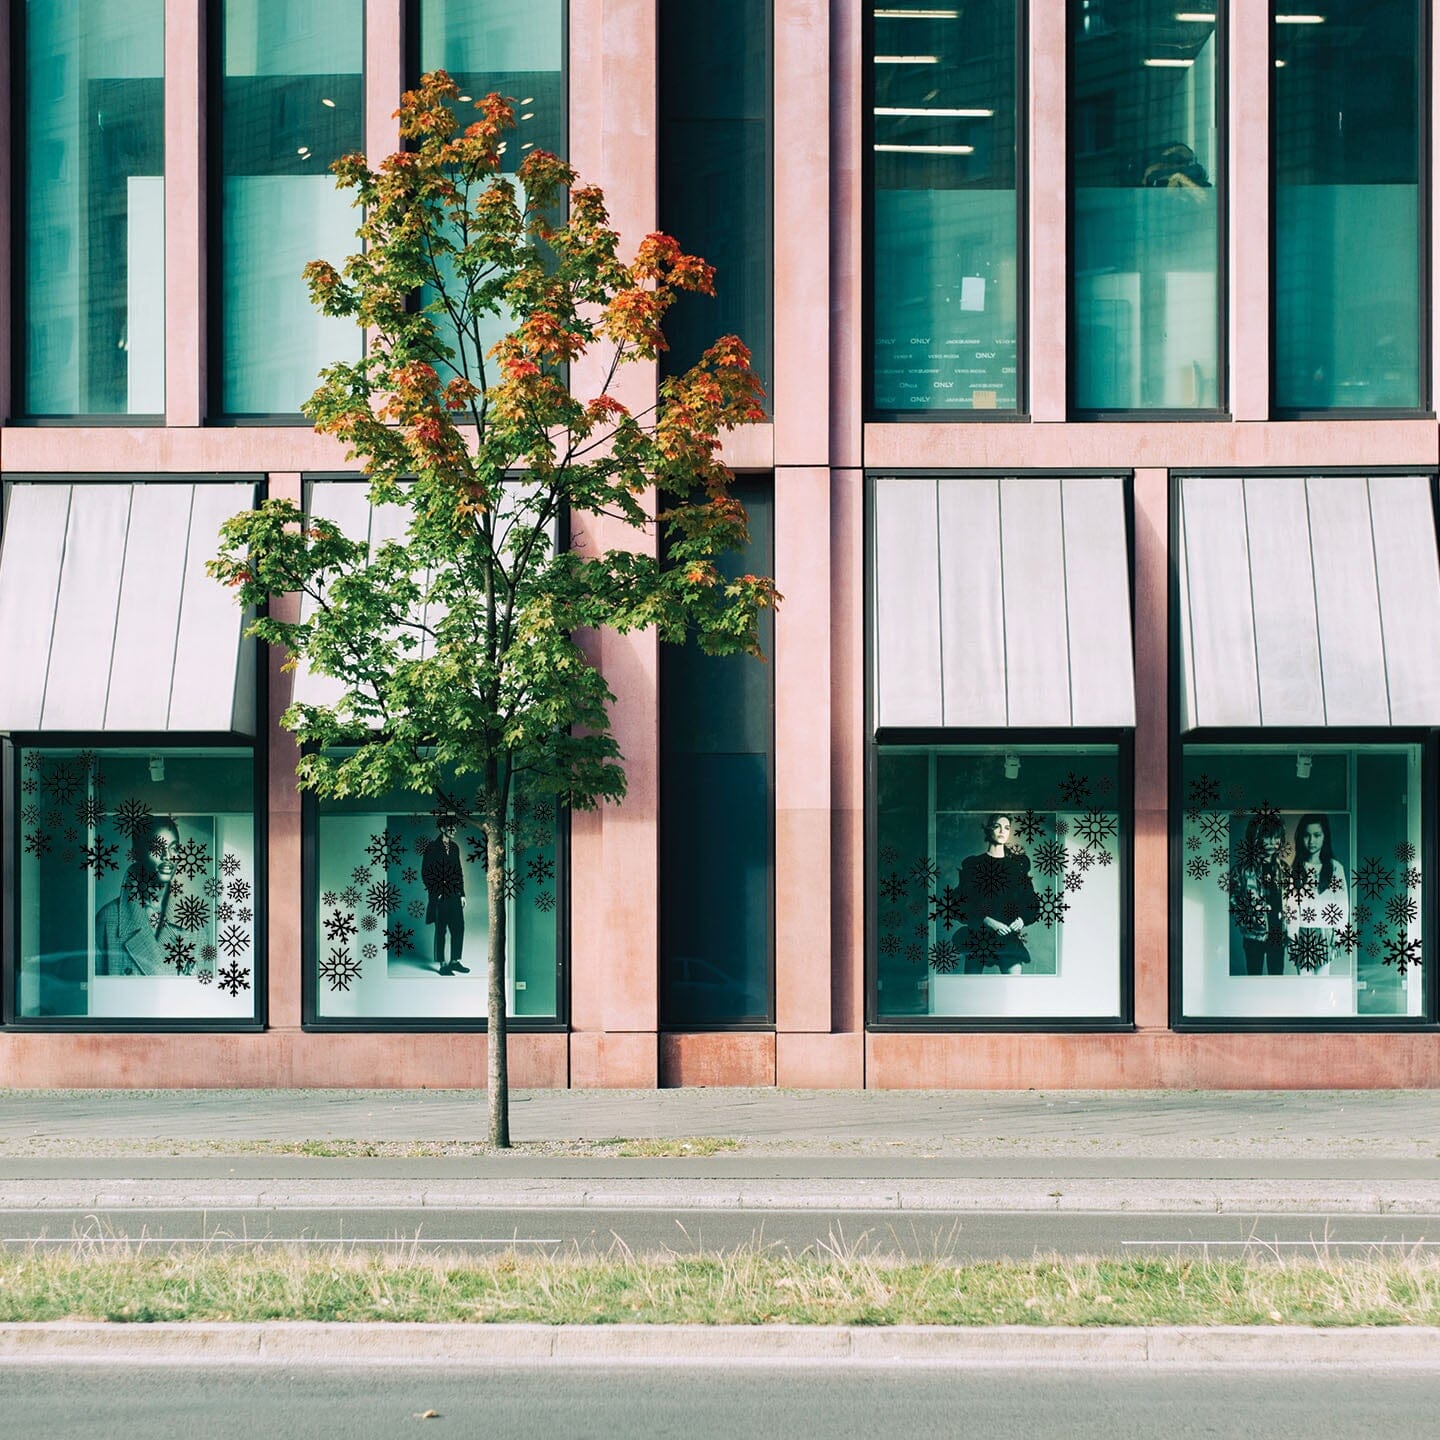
[659,0,772,395]
[313,756,560,1020]
[1069,0,1220,411]
[23,0,165,415]
[217,0,364,415]
[415,0,565,381]
[16,748,258,1021]
[871,1,1019,412]
[1180,745,1424,1019]
[875,745,1123,1020]
[1273,2,1421,410]
[660,482,774,1027]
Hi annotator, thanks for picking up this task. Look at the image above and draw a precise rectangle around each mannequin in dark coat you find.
[958,813,1041,976]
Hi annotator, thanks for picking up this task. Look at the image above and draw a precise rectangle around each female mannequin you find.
[959,813,1041,976]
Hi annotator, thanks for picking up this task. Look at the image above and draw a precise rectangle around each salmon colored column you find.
[366,0,404,160]
[0,4,11,423]
[1132,468,1169,1029]
[165,0,206,427]
[266,473,304,1031]
[772,0,829,466]
[1229,4,1269,421]
[1027,0,1066,422]
[566,0,661,1087]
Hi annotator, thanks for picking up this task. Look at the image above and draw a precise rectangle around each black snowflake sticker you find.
[1382,930,1422,975]
[1291,930,1328,973]
[1333,924,1359,954]
[204,876,224,899]
[928,938,960,973]
[879,844,900,867]
[112,799,153,840]
[1386,894,1418,927]
[218,925,249,958]
[200,943,218,964]
[1058,772,1091,806]
[367,880,399,916]
[1395,841,1417,865]
[1012,810,1046,844]
[163,934,196,975]
[366,832,407,868]
[1035,889,1069,928]
[221,853,242,877]
[320,948,362,991]
[879,933,900,956]
[80,841,119,876]
[1187,774,1220,808]
[1073,810,1117,850]
[229,878,251,902]
[362,943,378,961]
[1200,813,1230,845]
[535,891,556,913]
[385,923,416,953]
[928,885,965,930]
[879,872,908,903]
[1031,841,1066,879]
[217,962,251,997]
[1186,856,1209,881]
[360,912,378,932]
[350,866,371,887]
[1355,858,1393,901]
[172,839,210,879]
[340,887,361,908]
[527,855,556,885]
[173,896,210,933]
[324,911,357,943]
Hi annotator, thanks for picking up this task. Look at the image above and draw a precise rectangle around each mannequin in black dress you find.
[959,813,1042,976]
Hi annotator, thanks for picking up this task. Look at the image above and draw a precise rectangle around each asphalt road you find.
[6,1206,1440,1259]
[2,1363,1439,1439]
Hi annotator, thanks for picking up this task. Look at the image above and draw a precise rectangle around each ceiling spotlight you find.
[320,97,335,107]
[1004,753,1021,781]
[1296,753,1313,780]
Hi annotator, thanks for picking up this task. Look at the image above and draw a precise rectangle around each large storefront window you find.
[1069,0,1221,411]
[1180,744,1425,1020]
[870,1,1020,413]
[21,0,165,416]
[1273,1,1422,411]
[874,744,1124,1021]
[310,756,561,1022]
[216,0,363,415]
[14,746,258,1022]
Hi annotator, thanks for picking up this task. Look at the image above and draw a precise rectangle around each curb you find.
[1,1322,1439,1367]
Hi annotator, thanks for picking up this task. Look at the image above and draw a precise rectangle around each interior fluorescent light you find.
[874,142,974,154]
[320,97,336,107]
[1174,11,1215,20]
[1143,57,1195,66]
[1274,12,1325,20]
[1275,58,1287,66]
[874,106,995,117]
[874,54,940,63]
[874,7,960,15]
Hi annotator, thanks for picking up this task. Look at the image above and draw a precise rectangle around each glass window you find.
[414,0,565,380]
[1273,2,1422,411]
[874,744,1124,1021]
[21,0,165,416]
[1180,745,1425,1020]
[660,481,774,1027]
[311,756,561,1022]
[216,0,364,415]
[1069,0,1221,412]
[14,747,258,1022]
[659,0,772,394]
[870,1,1019,413]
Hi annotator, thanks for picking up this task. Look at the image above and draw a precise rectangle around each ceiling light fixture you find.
[1174,10,1215,19]
[873,142,974,154]
[1143,56,1195,66]
[320,96,336,107]
[874,106,995,117]
[874,7,960,16]
[874,54,940,63]
[1274,12,1325,21]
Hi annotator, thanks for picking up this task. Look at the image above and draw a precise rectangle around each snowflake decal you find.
[217,925,249,958]
[1035,889,1069,928]
[928,938,960,973]
[1355,858,1393,900]
[360,912,377,932]
[1291,930,1329,973]
[350,866,372,887]
[402,867,419,886]
[1012,810,1046,844]
[1249,800,1282,833]
[340,887,361,908]
[1299,906,1316,925]
[44,766,82,803]
[1187,773,1220,808]
[1210,848,1229,869]
[321,891,338,909]
[200,943,218,964]
[80,841,119,876]
[500,869,523,900]
[319,948,362,991]
[527,855,556,885]
[75,796,103,829]
[228,878,251,902]
[1031,842,1066,879]
[430,790,472,830]
[1405,867,1422,891]
[1386,894,1418,927]
[972,859,1011,898]
[367,880,399,916]
[204,876,224,899]
[908,857,939,887]
[237,906,253,925]
[465,834,489,867]
[1320,903,1343,927]
[408,899,426,920]
[366,831,407,868]
[879,844,900,867]
[1062,868,1086,893]
[879,933,900,956]
[1058,772,1091,806]
[928,885,965,930]
[1186,856,1209,881]
[1382,930,1423,975]
[163,934,196,975]
[965,927,1000,966]
[1200,812,1231,845]
[1395,841,1417,865]
[1333,925,1359,954]
[197,968,214,986]
[362,942,378,960]
[1054,819,1069,837]
[217,902,234,923]
[385,923,416,953]
[172,839,210,880]
[534,891,556,913]
[1186,834,1202,853]
[1073,810,1117,851]
[879,872,908,904]
[217,963,250,997]
[1353,905,1372,927]
[221,853,242,877]
[173,895,210,932]
[904,942,925,964]
[324,911,357,943]
[1071,848,1097,874]
[111,798,153,840]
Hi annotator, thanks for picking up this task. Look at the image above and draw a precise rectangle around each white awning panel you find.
[1177,475,1440,729]
[0,482,257,734]
[872,475,1136,730]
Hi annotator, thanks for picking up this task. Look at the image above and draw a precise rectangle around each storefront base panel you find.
[0,1031,570,1089]
[660,1032,776,1088]
[569,1031,658,1089]
[776,1032,866,1089]
[865,1031,1440,1089]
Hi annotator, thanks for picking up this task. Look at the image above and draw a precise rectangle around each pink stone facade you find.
[2,2,1439,1089]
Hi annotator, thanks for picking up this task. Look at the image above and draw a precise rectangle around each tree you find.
[210,72,776,1146]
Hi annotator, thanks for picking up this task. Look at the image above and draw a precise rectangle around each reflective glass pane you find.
[660,482,773,1027]
[871,1,1019,413]
[23,0,164,416]
[1180,745,1424,1019]
[16,747,258,1021]
[218,0,363,415]
[1069,0,1221,411]
[875,745,1123,1020]
[312,758,560,1020]
[659,0,772,395]
[1273,2,1421,410]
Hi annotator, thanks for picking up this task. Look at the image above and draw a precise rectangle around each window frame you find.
[863,0,1031,422]
[1065,0,1230,421]
[1,730,268,1033]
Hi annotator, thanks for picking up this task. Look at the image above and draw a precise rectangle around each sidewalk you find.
[2,1088,1438,1213]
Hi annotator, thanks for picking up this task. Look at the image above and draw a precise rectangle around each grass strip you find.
[3,1247,1440,1327]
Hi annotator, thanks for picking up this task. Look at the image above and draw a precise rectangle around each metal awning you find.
[872,475,1136,730]
[0,482,257,734]
[1178,474,1440,729]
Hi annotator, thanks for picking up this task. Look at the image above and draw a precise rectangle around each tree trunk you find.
[486,813,510,1148]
